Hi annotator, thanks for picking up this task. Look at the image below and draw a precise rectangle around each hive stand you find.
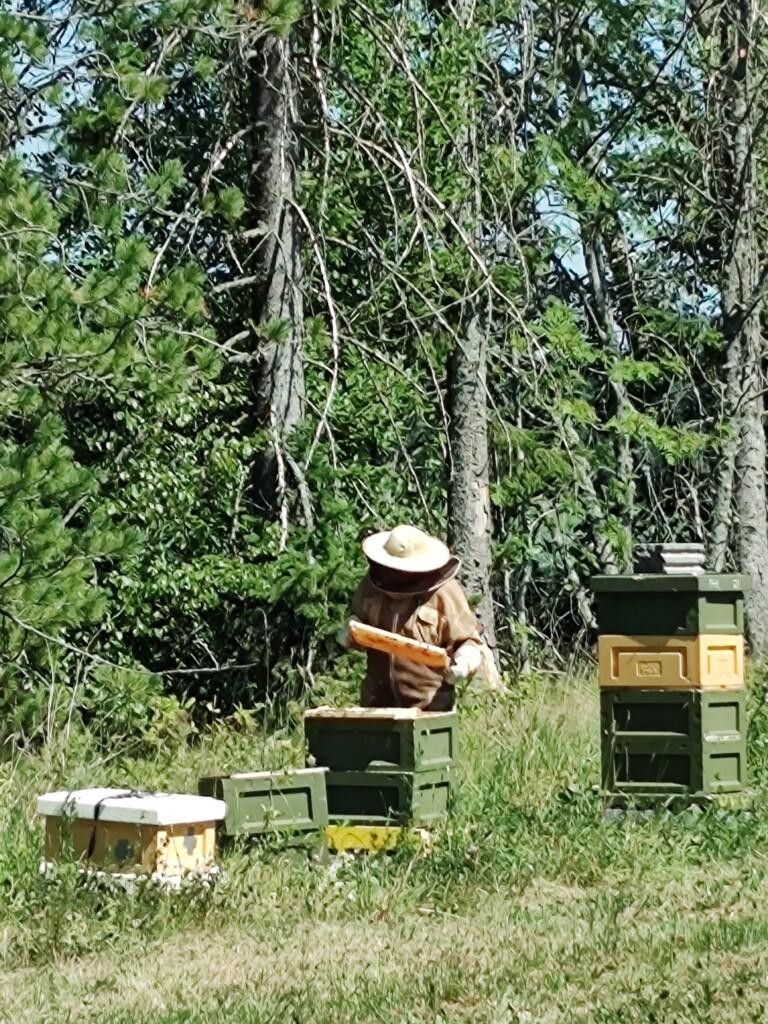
[324,824,432,854]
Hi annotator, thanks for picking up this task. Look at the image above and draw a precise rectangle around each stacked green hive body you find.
[600,688,747,804]
[591,570,749,807]
[304,707,456,826]
[592,573,746,637]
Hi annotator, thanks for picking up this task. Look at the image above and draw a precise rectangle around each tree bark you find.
[736,325,768,653]
[447,320,497,646]
[708,0,768,654]
[445,0,497,650]
[247,28,305,512]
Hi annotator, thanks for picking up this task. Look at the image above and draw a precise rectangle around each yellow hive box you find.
[598,634,745,689]
[324,824,432,854]
[37,788,226,880]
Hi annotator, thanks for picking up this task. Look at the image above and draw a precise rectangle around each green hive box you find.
[600,688,747,800]
[304,707,457,773]
[590,574,748,636]
[325,768,452,826]
[198,767,328,836]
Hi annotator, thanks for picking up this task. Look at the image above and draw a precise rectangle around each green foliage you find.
[0,3,226,736]
[260,0,304,36]
[0,0,759,730]
[0,162,111,724]
[80,666,194,753]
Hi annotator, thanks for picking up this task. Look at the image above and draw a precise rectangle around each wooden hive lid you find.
[304,705,446,721]
[228,767,328,781]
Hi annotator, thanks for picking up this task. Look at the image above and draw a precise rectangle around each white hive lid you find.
[36,788,226,825]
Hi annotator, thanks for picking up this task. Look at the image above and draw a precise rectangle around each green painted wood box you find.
[325,768,452,826]
[304,706,457,773]
[198,768,328,837]
[600,688,747,798]
[590,574,748,636]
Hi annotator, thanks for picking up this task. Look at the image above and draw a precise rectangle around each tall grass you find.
[2,674,768,1023]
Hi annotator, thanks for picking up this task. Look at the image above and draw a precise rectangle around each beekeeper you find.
[338,524,498,710]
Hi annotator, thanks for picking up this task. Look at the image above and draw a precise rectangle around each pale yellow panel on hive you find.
[705,643,741,681]
[44,818,217,877]
[598,634,745,689]
[155,822,217,876]
[44,818,156,873]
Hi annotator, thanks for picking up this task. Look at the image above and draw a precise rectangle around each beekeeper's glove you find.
[445,642,482,685]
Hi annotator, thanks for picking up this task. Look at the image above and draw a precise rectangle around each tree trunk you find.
[447,319,497,647]
[445,0,497,650]
[736,327,768,653]
[708,0,768,654]
[247,28,304,513]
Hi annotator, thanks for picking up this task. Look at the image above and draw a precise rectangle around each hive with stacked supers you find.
[591,543,749,809]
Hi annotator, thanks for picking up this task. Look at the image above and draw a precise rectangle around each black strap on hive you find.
[85,789,154,860]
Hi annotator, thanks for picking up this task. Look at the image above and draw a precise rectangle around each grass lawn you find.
[1,674,768,1023]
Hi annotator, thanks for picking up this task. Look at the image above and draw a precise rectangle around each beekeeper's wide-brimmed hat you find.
[362,525,451,574]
